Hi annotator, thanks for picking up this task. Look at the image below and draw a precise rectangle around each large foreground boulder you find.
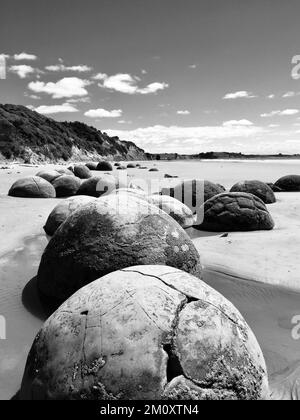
[195,192,275,232]
[97,161,113,171]
[52,176,81,197]
[37,195,202,305]
[161,179,225,213]
[274,175,300,192]
[36,170,61,183]
[230,180,276,204]
[72,165,92,180]
[147,195,194,228]
[8,177,56,198]
[44,196,96,237]
[20,266,269,400]
[77,174,127,197]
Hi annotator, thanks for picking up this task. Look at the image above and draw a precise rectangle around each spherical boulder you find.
[149,168,159,172]
[85,162,98,171]
[114,162,121,167]
[147,195,194,228]
[44,196,97,237]
[72,165,92,180]
[195,192,275,232]
[77,175,127,198]
[161,179,225,213]
[230,180,276,204]
[20,266,269,400]
[274,175,300,192]
[52,175,81,198]
[97,161,113,171]
[116,165,126,170]
[8,177,56,198]
[127,163,136,168]
[55,168,74,176]
[37,195,202,305]
[36,169,61,183]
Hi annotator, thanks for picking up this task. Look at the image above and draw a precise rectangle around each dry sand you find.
[0,163,300,400]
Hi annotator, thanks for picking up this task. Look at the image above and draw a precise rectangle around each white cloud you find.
[189,64,197,69]
[282,91,300,98]
[9,65,37,79]
[14,52,37,61]
[45,63,92,72]
[223,91,257,99]
[28,77,91,99]
[268,124,280,128]
[267,94,275,99]
[28,102,79,115]
[94,72,169,95]
[67,97,91,103]
[261,109,299,117]
[84,108,123,118]
[141,69,147,74]
[177,110,191,115]
[222,119,254,127]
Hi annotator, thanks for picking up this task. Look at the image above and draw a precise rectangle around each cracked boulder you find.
[37,195,202,306]
[44,196,97,237]
[77,174,127,198]
[36,169,61,183]
[52,175,81,198]
[8,176,56,198]
[146,195,194,228]
[230,180,276,204]
[194,192,275,232]
[20,266,269,400]
[160,179,224,213]
[71,165,92,180]
[274,175,300,192]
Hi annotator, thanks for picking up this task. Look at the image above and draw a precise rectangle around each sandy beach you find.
[0,161,300,400]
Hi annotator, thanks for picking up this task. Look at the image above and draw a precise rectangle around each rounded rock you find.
[52,175,81,198]
[274,175,300,192]
[44,196,97,237]
[78,175,127,198]
[36,170,61,183]
[8,176,56,198]
[37,195,202,305]
[55,168,74,176]
[230,180,276,204]
[147,195,194,228]
[195,192,275,232]
[85,162,98,171]
[21,266,269,400]
[72,165,92,180]
[97,161,113,171]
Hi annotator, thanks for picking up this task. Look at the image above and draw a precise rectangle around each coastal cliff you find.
[0,104,148,163]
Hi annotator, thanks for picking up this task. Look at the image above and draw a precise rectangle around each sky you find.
[1,0,300,154]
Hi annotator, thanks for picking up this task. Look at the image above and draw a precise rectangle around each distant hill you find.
[0,104,148,163]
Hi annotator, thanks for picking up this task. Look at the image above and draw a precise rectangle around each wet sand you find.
[1,161,300,399]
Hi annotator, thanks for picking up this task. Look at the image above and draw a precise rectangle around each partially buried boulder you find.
[8,177,56,198]
[147,195,194,228]
[230,180,276,204]
[161,179,225,213]
[195,192,275,232]
[36,169,61,183]
[77,174,127,197]
[274,175,300,192]
[52,175,81,198]
[72,165,92,180]
[127,163,136,168]
[97,161,113,171]
[37,195,202,305]
[20,266,269,400]
[85,162,98,171]
[44,196,96,237]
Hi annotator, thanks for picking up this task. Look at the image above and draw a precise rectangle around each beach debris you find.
[274,175,300,192]
[97,161,113,171]
[8,176,56,198]
[146,195,194,228]
[194,192,275,232]
[44,196,96,236]
[230,180,276,204]
[52,175,81,198]
[20,266,269,400]
[37,195,202,305]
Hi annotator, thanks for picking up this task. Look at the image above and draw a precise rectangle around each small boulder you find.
[230,180,276,204]
[52,175,81,198]
[195,192,275,232]
[44,196,96,236]
[71,165,92,180]
[8,177,56,198]
[116,165,126,170]
[127,163,136,168]
[36,170,61,183]
[147,195,194,228]
[149,168,159,172]
[20,266,269,400]
[37,195,202,305]
[274,175,300,192]
[85,162,98,171]
[97,161,113,171]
